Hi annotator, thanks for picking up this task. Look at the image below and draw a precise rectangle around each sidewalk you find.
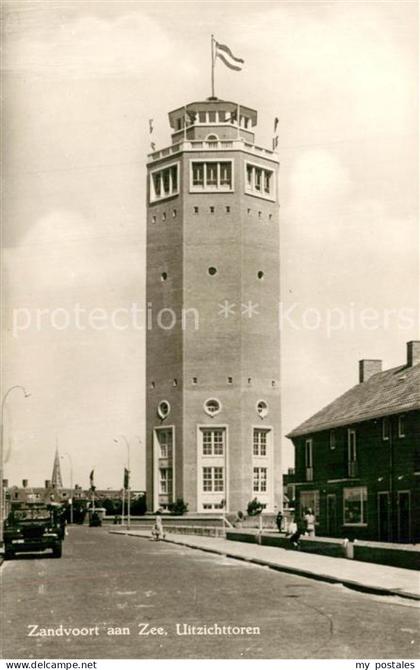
[110,529,420,602]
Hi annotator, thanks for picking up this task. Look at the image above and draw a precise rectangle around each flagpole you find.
[237,102,240,139]
[121,486,125,526]
[211,34,215,98]
[127,448,131,530]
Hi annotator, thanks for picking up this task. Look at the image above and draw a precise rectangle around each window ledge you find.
[245,189,276,203]
[343,523,368,527]
[150,192,180,204]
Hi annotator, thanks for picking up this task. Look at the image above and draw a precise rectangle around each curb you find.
[110,530,420,603]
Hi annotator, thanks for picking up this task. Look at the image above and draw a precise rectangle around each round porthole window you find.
[208,267,217,276]
[204,398,222,417]
[257,271,264,279]
[161,272,168,281]
[256,400,268,418]
[157,400,171,419]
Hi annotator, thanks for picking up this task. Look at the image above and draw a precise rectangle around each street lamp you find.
[114,435,130,529]
[61,452,74,524]
[0,385,31,548]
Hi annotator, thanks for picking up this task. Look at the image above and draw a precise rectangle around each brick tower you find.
[145,98,281,514]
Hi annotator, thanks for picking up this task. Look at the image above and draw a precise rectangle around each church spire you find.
[51,442,63,489]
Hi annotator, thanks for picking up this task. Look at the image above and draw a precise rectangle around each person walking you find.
[304,507,316,537]
[275,510,283,533]
[288,515,302,549]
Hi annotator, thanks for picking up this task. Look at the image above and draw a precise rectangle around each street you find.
[1,525,419,659]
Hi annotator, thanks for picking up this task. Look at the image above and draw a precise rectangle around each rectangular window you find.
[150,163,179,202]
[199,111,206,123]
[348,430,357,462]
[207,163,218,186]
[398,415,405,438]
[253,429,268,456]
[202,466,224,492]
[305,439,313,468]
[253,467,267,493]
[343,486,367,525]
[220,162,232,186]
[245,163,275,199]
[246,165,253,188]
[159,468,173,495]
[190,160,233,192]
[202,429,225,456]
[382,417,390,440]
[218,110,226,122]
[208,111,216,123]
[203,467,212,492]
[192,163,204,187]
[255,168,262,192]
[157,429,173,459]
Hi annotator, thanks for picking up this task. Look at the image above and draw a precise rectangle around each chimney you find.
[407,341,420,367]
[22,479,28,488]
[45,480,51,489]
[359,359,382,383]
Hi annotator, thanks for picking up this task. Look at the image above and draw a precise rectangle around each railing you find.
[148,139,277,162]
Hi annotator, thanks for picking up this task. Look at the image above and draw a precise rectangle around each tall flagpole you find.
[211,34,215,98]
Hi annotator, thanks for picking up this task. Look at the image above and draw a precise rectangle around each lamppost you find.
[61,452,74,524]
[0,385,31,547]
[114,435,130,529]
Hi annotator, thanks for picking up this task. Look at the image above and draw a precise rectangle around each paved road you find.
[1,526,419,659]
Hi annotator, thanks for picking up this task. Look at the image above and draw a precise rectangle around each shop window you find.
[343,487,367,525]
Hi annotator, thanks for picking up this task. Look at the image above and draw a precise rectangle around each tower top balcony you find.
[168,98,257,145]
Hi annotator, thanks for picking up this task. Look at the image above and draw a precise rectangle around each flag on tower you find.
[124,468,130,489]
[215,40,244,71]
[274,117,279,133]
[149,119,154,133]
[89,469,95,490]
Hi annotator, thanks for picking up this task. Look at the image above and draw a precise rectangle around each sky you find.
[2,0,418,491]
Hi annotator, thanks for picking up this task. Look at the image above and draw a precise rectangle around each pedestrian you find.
[288,515,302,549]
[275,510,283,533]
[304,507,316,537]
[151,512,165,541]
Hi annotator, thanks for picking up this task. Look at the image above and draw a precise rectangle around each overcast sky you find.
[2,0,418,491]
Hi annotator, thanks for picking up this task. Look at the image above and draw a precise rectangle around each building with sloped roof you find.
[287,341,420,543]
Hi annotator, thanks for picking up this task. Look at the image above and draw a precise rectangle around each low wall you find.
[164,526,225,538]
[227,530,420,567]
[227,530,347,557]
[102,515,225,528]
[353,541,420,571]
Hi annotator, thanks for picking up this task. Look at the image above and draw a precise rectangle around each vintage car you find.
[3,501,64,559]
